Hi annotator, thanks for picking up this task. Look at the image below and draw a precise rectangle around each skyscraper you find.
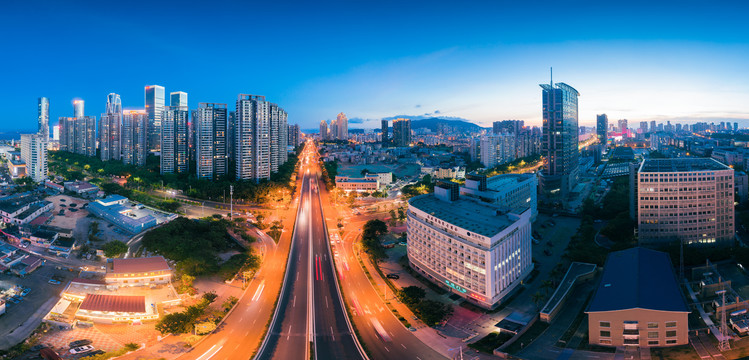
[392,118,411,147]
[336,112,348,140]
[99,93,122,161]
[145,85,165,152]
[38,97,49,139]
[59,116,96,157]
[381,119,388,145]
[73,100,84,118]
[288,124,301,148]
[20,133,47,183]
[640,121,648,133]
[480,134,516,168]
[170,91,187,108]
[329,118,338,141]
[540,80,579,200]
[122,110,148,166]
[269,104,288,173]
[161,106,189,174]
[235,95,288,181]
[618,119,628,136]
[596,114,608,143]
[196,103,228,180]
[650,120,656,133]
[319,120,328,140]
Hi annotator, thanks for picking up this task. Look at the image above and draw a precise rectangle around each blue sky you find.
[2,0,748,131]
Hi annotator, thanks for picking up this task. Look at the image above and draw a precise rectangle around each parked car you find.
[386,274,400,280]
[69,339,92,348]
[20,288,30,296]
[69,345,95,354]
[48,279,61,285]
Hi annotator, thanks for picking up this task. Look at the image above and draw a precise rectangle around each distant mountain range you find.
[305,114,487,133]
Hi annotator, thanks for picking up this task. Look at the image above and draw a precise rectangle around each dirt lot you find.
[45,195,89,231]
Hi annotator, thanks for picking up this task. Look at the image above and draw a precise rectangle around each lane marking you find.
[330,326,335,341]
[251,281,265,302]
[384,346,390,352]
[195,345,223,360]
[293,295,296,307]
[401,343,407,349]
[287,325,292,340]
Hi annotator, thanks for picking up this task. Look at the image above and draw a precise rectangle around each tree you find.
[156,312,193,334]
[416,300,452,326]
[360,168,371,176]
[202,291,218,304]
[398,286,426,307]
[541,280,554,296]
[222,296,239,312]
[102,240,128,258]
[531,291,544,310]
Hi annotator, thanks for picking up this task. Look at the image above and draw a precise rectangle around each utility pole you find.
[718,288,731,351]
[230,185,234,218]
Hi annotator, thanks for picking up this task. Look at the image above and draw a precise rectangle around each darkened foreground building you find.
[586,247,689,348]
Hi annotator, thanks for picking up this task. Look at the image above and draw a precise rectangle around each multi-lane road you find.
[256,146,365,360]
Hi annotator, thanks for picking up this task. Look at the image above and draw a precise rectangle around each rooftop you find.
[587,247,689,313]
[0,193,37,215]
[409,194,523,237]
[108,256,170,274]
[79,294,146,313]
[639,158,731,173]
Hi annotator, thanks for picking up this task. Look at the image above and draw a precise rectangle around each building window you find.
[648,340,659,346]
[665,321,677,328]
[666,330,677,338]
[600,330,611,338]
[623,339,639,345]
[648,322,658,328]
[600,321,611,328]
[600,339,612,345]
[648,331,659,339]
[666,339,677,344]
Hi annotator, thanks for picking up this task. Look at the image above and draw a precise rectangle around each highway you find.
[256,143,365,360]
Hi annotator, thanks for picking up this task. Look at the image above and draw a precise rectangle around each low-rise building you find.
[44,180,64,192]
[75,294,157,324]
[104,256,172,287]
[586,247,689,348]
[334,176,380,192]
[407,181,533,309]
[88,196,158,234]
[364,172,393,187]
[63,181,99,195]
[7,159,26,179]
[0,193,53,225]
[10,255,43,276]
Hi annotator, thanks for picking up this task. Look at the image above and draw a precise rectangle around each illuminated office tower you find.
[170,91,187,108]
[73,99,84,118]
[122,110,148,166]
[20,133,47,183]
[99,93,122,161]
[392,118,411,147]
[161,106,189,174]
[195,103,228,180]
[38,97,49,139]
[336,112,348,140]
[145,85,165,152]
[269,103,288,173]
[540,80,579,200]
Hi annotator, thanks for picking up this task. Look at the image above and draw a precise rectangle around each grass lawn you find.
[650,345,700,360]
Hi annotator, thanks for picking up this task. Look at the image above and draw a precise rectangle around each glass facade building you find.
[540,81,579,201]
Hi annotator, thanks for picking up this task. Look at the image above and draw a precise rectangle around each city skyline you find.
[2,1,749,132]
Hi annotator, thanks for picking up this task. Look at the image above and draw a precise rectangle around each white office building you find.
[407,182,533,309]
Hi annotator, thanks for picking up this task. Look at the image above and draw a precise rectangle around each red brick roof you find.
[79,294,145,313]
[110,256,170,274]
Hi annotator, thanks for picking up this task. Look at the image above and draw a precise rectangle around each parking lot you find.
[0,264,77,350]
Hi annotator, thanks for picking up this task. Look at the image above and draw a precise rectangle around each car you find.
[20,288,30,296]
[386,274,400,279]
[69,339,92,348]
[69,345,95,354]
[48,279,61,285]
[409,327,417,332]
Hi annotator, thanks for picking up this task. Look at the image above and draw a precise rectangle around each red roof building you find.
[105,256,172,287]
[79,294,146,313]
